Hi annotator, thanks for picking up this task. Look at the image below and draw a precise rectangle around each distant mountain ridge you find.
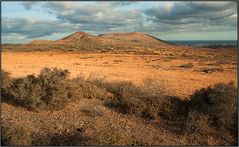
[29,31,170,46]
[28,31,184,53]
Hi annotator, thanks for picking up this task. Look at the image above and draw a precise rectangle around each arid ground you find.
[1,32,238,145]
[2,49,237,98]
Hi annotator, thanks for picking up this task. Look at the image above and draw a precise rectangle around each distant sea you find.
[167,40,237,47]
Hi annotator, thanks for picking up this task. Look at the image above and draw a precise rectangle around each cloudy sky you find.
[2,1,237,43]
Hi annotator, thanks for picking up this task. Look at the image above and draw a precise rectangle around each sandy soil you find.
[2,51,237,98]
[2,50,237,145]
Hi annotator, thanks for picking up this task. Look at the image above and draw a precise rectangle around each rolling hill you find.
[29,31,172,47]
[15,31,183,53]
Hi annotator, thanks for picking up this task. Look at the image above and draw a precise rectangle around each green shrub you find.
[1,124,32,145]
[189,82,237,130]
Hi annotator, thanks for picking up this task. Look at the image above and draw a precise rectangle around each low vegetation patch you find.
[1,123,32,146]
[181,111,236,145]
[93,127,123,145]
[179,63,194,68]
[189,82,237,131]
[113,60,123,63]
[104,78,187,120]
[181,82,238,145]
[1,68,237,145]
[1,68,105,111]
[1,71,13,101]
[198,67,224,73]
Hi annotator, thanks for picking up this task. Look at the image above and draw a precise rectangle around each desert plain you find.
[1,32,238,145]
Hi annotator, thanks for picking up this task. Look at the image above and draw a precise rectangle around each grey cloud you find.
[38,1,237,34]
[145,1,237,32]
[145,2,237,33]
[96,1,134,7]
[2,17,79,38]
[146,2,236,20]
[38,2,143,33]
[10,1,238,39]
[21,2,39,10]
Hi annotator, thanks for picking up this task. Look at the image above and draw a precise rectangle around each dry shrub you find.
[158,96,188,121]
[189,82,237,130]
[9,75,46,110]
[104,81,146,115]
[142,78,186,120]
[104,79,186,119]
[142,77,167,96]
[200,67,224,73]
[185,111,212,134]
[1,124,32,146]
[181,111,218,145]
[38,68,70,110]
[2,68,106,111]
[106,81,144,99]
[93,127,123,145]
[181,111,235,145]
[179,63,194,68]
[4,68,71,111]
[183,82,238,145]
[1,71,13,101]
[70,76,106,100]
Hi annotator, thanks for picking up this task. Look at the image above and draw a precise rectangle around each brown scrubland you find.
[1,32,238,145]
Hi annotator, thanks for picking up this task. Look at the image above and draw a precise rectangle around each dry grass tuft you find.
[1,124,32,146]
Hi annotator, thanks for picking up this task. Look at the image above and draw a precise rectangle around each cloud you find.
[21,2,39,10]
[145,1,237,32]
[39,1,143,33]
[2,1,237,43]
[2,17,79,38]
[36,1,237,34]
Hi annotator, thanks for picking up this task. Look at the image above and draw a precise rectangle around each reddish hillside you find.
[28,40,54,44]
[27,31,182,52]
[98,32,169,45]
[55,32,98,44]
[34,31,171,46]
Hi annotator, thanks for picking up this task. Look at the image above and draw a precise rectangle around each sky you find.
[2,1,237,43]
